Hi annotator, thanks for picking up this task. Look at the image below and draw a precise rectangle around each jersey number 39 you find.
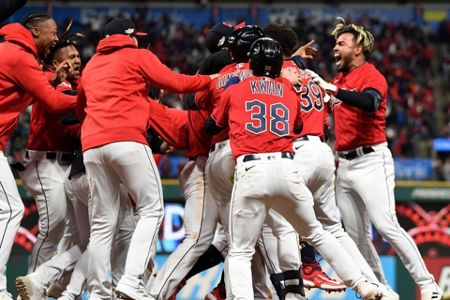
[245,100,289,136]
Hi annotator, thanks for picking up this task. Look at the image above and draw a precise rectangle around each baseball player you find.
[209,36,383,300]
[0,14,76,300]
[50,92,183,300]
[307,20,447,300]
[201,25,280,299]
[148,98,219,300]
[18,30,81,274]
[76,18,215,300]
[148,23,251,300]
[200,25,312,299]
[266,23,401,296]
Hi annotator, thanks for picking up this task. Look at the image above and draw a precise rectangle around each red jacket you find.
[0,23,77,151]
[27,79,80,152]
[77,35,211,151]
[148,100,188,150]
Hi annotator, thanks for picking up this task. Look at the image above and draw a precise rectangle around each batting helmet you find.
[249,37,283,78]
[227,25,265,63]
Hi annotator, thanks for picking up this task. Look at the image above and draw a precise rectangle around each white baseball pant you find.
[19,150,72,272]
[0,151,25,291]
[206,140,272,299]
[84,141,163,300]
[336,142,438,292]
[293,136,382,284]
[228,153,368,299]
[59,174,135,300]
[150,156,219,299]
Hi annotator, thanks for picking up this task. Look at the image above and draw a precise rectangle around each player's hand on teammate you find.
[52,59,74,86]
[281,68,301,85]
[292,40,318,59]
[160,141,175,154]
[305,69,338,93]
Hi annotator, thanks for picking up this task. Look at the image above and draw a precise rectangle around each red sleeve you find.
[361,69,387,96]
[76,80,87,122]
[139,49,211,93]
[211,88,231,128]
[13,55,76,112]
[148,100,188,149]
[194,86,213,110]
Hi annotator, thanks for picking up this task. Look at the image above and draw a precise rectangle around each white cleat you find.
[15,276,45,300]
[421,288,450,300]
[0,290,13,300]
[380,285,400,300]
[115,282,155,300]
[355,281,383,300]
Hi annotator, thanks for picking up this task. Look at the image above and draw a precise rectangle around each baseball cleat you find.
[354,281,383,300]
[301,261,346,292]
[421,288,450,300]
[15,276,44,300]
[115,283,155,300]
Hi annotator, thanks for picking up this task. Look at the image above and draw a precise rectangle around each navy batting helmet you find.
[227,25,265,63]
[249,37,283,78]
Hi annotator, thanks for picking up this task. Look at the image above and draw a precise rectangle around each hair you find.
[21,12,52,29]
[44,20,84,67]
[331,18,374,56]
[263,23,299,57]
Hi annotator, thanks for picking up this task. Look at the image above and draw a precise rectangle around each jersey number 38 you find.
[245,99,289,137]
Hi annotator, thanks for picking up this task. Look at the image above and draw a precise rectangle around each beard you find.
[337,55,352,73]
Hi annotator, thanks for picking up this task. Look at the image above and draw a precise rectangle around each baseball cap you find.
[104,18,147,37]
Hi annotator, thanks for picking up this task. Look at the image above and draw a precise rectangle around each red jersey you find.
[77,35,211,152]
[186,109,211,158]
[0,23,76,151]
[331,63,388,151]
[148,100,188,150]
[212,76,301,159]
[27,79,80,152]
[195,62,252,145]
[283,60,327,140]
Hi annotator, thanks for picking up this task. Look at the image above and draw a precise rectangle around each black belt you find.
[295,135,324,142]
[25,150,74,162]
[338,147,374,160]
[242,152,294,162]
[46,152,74,162]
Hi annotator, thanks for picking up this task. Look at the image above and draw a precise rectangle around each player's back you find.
[283,60,327,139]
[223,76,301,159]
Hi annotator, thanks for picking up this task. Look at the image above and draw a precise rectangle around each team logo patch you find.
[125,28,135,35]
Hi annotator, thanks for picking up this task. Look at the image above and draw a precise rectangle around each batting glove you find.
[305,70,338,93]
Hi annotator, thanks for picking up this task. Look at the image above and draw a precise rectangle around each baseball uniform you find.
[77,19,211,300]
[212,73,380,300]
[0,22,75,296]
[19,78,80,272]
[285,59,384,291]
[149,107,219,300]
[332,62,441,296]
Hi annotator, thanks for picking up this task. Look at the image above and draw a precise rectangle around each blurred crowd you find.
[5,10,450,179]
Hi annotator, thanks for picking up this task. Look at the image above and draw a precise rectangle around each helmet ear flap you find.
[249,37,283,78]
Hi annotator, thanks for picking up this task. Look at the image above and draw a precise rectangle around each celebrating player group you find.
[0,8,448,300]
